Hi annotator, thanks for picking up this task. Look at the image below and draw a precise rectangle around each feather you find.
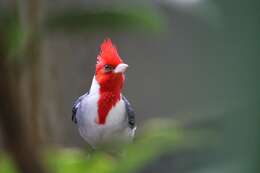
[72,92,88,123]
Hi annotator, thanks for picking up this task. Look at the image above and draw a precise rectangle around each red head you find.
[95,39,128,124]
[95,38,128,91]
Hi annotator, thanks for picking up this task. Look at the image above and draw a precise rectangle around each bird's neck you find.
[90,76,124,124]
[89,76,100,94]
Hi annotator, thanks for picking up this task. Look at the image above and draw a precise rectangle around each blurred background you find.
[0,0,259,173]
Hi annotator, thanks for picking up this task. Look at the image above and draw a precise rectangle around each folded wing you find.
[72,92,89,124]
[122,96,136,129]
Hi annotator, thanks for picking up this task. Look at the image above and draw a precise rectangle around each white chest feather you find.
[76,77,132,147]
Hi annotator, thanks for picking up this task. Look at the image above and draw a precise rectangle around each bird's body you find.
[72,39,136,148]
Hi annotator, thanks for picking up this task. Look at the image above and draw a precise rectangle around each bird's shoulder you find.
[72,92,89,124]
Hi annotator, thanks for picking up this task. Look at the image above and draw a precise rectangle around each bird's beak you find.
[113,63,128,73]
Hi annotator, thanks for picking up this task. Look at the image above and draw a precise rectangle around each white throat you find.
[89,76,100,94]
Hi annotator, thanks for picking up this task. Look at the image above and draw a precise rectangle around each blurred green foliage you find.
[46,6,165,33]
[0,154,18,173]
[0,9,25,62]
[0,119,201,173]
[0,5,165,62]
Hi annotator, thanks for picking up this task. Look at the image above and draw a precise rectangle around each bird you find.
[72,38,136,149]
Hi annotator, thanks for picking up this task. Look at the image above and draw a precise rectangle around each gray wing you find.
[122,96,136,129]
[72,92,88,124]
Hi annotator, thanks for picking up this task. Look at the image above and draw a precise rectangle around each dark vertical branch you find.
[0,36,45,173]
[18,0,43,145]
[0,0,46,173]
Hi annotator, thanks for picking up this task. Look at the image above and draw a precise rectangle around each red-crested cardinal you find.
[72,39,136,148]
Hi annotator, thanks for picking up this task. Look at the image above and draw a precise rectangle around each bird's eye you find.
[104,64,113,72]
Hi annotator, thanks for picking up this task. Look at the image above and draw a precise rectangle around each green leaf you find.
[45,6,166,33]
[0,118,193,173]
[0,9,26,62]
[0,154,18,173]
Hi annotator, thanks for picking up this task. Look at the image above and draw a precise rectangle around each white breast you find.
[76,77,133,148]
